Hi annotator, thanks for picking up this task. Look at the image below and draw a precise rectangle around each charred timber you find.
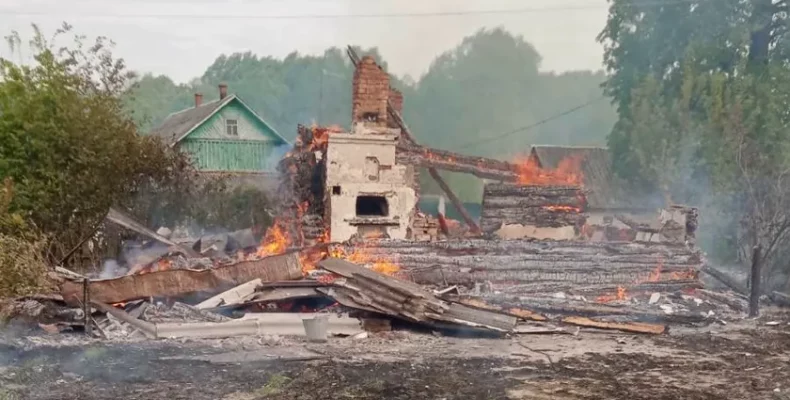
[344,239,703,293]
[61,253,304,305]
[464,295,709,325]
[480,184,587,232]
[396,143,519,182]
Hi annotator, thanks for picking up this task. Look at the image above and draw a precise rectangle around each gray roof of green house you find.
[149,94,289,146]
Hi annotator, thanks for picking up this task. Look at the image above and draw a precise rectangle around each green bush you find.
[0,234,49,298]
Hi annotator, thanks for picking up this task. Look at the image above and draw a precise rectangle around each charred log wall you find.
[480,184,587,233]
[347,239,702,296]
[275,125,328,245]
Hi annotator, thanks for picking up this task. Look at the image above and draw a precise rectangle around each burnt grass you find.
[1,329,789,400]
[0,342,516,400]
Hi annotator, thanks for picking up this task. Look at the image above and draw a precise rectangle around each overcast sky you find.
[0,0,610,83]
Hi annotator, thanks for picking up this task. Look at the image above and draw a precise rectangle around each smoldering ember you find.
[3,49,790,400]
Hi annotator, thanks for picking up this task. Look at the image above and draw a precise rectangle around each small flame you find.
[516,154,584,186]
[596,286,628,303]
[646,259,663,283]
[542,205,582,213]
[330,246,400,275]
[670,268,697,280]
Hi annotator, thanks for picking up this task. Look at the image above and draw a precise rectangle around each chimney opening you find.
[362,112,379,122]
[356,196,388,217]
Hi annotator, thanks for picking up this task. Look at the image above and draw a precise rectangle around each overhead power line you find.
[2,0,705,20]
[456,96,606,150]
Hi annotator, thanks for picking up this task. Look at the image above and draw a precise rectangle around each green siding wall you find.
[188,101,282,142]
[180,140,278,172]
[179,99,286,173]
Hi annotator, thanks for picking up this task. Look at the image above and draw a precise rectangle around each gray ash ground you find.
[0,343,514,400]
[1,316,790,400]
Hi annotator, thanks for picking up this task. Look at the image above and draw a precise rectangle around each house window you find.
[226,119,238,136]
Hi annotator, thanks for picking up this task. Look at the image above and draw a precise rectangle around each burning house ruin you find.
[28,47,747,345]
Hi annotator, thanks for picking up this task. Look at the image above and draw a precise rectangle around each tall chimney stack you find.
[194,93,203,108]
[219,83,228,100]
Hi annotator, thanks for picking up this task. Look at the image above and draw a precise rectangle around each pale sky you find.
[0,0,610,83]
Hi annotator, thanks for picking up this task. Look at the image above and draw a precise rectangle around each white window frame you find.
[226,119,238,136]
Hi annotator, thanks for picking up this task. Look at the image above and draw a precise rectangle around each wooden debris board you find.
[62,253,303,305]
[562,316,666,335]
[317,258,517,333]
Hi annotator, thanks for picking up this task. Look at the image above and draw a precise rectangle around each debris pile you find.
[7,48,782,347]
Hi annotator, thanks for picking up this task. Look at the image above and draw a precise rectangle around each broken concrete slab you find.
[156,313,361,339]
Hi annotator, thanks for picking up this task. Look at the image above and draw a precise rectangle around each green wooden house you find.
[149,85,289,174]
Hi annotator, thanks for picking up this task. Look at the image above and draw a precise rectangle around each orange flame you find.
[516,154,584,186]
[257,224,288,258]
[670,268,697,280]
[596,286,628,303]
[646,258,664,283]
[330,246,400,275]
[542,205,582,213]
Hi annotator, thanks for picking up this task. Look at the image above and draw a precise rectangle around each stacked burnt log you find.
[340,239,703,298]
[276,125,329,245]
[480,183,588,233]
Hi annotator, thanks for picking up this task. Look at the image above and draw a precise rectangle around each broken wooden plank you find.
[770,291,790,307]
[452,297,548,322]
[90,300,156,338]
[396,143,519,182]
[318,258,515,332]
[440,303,517,332]
[701,265,748,295]
[475,295,709,325]
[428,168,481,234]
[695,289,748,312]
[195,279,262,309]
[62,253,303,305]
[561,316,666,335]
[106,207,198,257]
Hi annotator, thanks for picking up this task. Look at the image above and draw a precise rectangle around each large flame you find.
[329,246,400,275]
[256,224,288,258]
[516,154,584,186]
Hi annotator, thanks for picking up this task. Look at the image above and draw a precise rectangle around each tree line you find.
[124,28,617,202]
[600,0,790,290]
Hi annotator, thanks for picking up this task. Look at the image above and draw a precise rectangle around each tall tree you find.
[0,24,195,266]
[599,0,790,287]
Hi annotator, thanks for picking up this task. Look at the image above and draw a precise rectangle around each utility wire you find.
[456,95,606,150]
[2,0,706,20]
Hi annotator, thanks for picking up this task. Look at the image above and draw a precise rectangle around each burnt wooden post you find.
[83,278,92,337]
[749,245,762,318]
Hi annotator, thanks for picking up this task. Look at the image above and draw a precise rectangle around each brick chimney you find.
[219,83,228,100]
[194,93,203,108]
[387,88,403,129]
[352,56,389,129]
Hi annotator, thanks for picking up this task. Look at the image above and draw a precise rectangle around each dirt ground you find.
[1,315,789,400]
